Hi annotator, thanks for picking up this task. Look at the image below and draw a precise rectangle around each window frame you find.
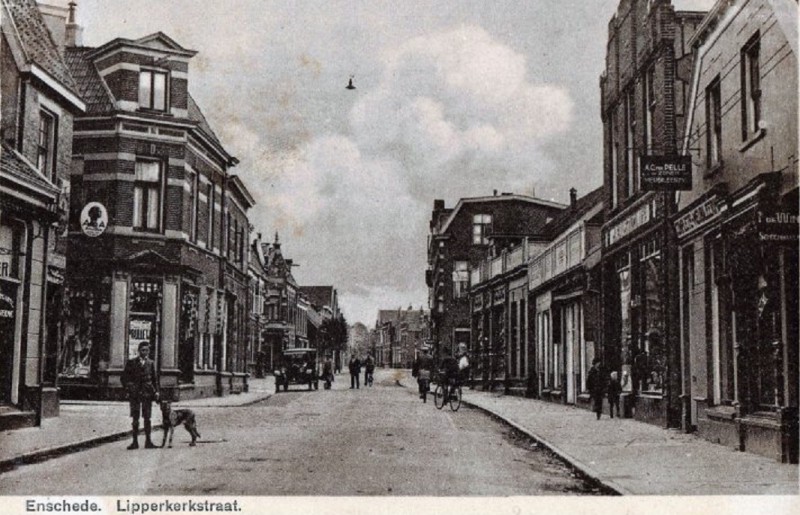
[705,76,722,169]
[472,214,493,245]
[138,69,169,112]
[133,160,164,232]
[37,109,57,181]
[740,33,761,141]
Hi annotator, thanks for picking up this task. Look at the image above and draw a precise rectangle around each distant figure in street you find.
[412,346,434,402]
[456,343,470,384]
[587,358,605,420]
[121,341,160,449]
[608,371,622,418]
[364,354,375,387]
[322,357,334,389]
[349,356,362,389]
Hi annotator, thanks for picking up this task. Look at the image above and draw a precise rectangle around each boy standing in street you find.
[121,342,159,449]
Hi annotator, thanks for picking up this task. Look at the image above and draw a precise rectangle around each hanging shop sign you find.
[80,202,108,238]
[640,155,692,191]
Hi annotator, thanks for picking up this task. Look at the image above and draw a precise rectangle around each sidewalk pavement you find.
[0,376,275,474]
[398,370,799,495]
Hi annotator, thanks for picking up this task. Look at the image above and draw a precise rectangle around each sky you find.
[60,0,715,326]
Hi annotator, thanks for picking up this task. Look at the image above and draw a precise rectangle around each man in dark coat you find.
[587,358,605,420]
[121,341,160,449]
[348,356,361,389]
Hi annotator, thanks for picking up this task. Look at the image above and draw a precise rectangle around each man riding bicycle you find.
[439,343,469,399]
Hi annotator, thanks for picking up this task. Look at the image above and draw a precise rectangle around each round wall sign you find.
[80,202,108,238]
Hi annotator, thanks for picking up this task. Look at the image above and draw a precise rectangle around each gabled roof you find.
[86,31,198,60]
[1,0,83,108]
[436,194,566,236]
[64,47,115,115]
[1,142,59,199]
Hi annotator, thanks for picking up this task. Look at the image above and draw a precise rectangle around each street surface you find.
[0,369,602,495]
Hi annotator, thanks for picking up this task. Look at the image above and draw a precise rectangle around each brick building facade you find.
[599,0,705,428]
[0,0,85,428]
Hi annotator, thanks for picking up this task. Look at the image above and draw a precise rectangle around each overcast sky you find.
[62,0,715,326]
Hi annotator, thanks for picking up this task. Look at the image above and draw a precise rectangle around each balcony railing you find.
[470,240,532,288]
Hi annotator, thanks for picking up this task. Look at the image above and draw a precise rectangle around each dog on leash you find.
[159,401,201,448]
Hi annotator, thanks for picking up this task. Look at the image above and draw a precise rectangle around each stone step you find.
[0,407,37,431]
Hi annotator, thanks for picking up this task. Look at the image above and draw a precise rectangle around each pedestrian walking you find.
[348,355,361,389]
[412,346,434,402]
[364,354,375,387]
[587,358,605,420]
[120,341,160,449]
[608,371,622,418]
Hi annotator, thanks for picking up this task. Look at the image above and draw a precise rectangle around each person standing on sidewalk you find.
[607,371,622,418]
[120,341,160,449]
[587,358,605,420]
[348,355,361,389]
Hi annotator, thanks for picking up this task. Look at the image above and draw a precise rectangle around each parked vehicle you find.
[273,348,319,392]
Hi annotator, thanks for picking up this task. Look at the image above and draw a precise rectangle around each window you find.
[37,110,57,180]
[609,111,619,208]
[138,70,168,111]
[207,183,215,249]
[741,34,761,140]
[472,214,492,245]
[189,172,198,242]
[133,161,162,231]
[706,77,722,168]
[644,66,655,152]
[452,261,469,298]
[625,90,636,197]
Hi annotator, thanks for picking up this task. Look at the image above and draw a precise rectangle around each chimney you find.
[530,186,536,198]
[433,199,445,211]
[493,189,498,196]
[65,2,83,47]
[570,188,577,206]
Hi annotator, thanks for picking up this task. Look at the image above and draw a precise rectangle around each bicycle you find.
[433,376,462,411]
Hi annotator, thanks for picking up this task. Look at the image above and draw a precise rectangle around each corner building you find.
[61,32,253,400]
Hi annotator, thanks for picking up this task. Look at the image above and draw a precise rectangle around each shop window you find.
[636,238,664,394]
[133,161,163,231]
[452,261,469,298]
[138,69,168,111]
[741,33,761,141]
[472,214,492,245]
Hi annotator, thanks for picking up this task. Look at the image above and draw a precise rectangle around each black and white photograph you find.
[0,0,797,512]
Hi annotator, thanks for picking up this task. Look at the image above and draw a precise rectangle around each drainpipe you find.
[36,221,51,425]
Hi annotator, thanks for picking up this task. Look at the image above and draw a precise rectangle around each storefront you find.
[677,174,798,462]
[601,193,680,427]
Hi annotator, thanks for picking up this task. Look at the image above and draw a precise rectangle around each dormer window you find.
[138,70,168,111]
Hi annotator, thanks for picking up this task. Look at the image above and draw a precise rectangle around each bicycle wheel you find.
[433,384,446,410]
[449,386,462,411]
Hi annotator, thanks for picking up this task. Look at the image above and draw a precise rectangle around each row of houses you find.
[427,0,797,463]
[0,0,342,430]
[372,307,430,368]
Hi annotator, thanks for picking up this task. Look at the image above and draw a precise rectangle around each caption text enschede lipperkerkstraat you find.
[24,498,243,514]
